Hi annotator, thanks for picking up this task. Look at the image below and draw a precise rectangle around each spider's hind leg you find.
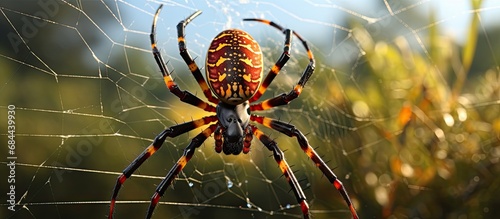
[243,19,315,111]
[151,5,217,112]
[177,10,219,104]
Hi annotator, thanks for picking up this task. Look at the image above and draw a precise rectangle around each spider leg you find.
[243,19,292,103]
[151,5,216,112]
[177,9,219,104]
[250,125,311,219]
[146,124,218,219]
[243,19,315,111]
[251,115,359,219]
[108,116,217,219]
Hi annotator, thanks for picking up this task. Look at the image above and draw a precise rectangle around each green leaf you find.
[462,0,482,72]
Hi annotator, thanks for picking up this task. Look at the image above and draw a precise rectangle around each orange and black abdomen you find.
[206,29,263,105]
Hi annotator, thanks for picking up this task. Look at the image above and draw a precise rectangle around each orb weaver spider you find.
[108,4,359,219]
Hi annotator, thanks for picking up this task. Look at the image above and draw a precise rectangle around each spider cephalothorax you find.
[214,101,252,155]
[109,4,359,219]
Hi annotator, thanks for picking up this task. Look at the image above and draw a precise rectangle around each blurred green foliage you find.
[342,1,500,218]
[1,1,499,219]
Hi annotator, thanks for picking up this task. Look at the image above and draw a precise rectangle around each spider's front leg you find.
[251,125,311,219]
[251,115,359,219]
[108,116,217,219]
[146,124,218,219]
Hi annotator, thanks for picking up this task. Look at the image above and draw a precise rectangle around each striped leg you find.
[146,124,218,219]
[243,19,292,103]
[151,5,216,112]
[251,125,311,218]
[250,58,314,111]
[243,19,315,111]
[108,116,217,219]
[252,126,310,219]
[177,10,219,104]
[251,115,359,219]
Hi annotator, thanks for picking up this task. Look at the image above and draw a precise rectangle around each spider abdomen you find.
[206,29,263,105]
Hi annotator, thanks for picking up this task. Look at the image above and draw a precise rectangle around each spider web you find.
[1,0,500,218]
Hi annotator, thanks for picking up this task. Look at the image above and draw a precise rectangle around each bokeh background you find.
[1,0,500,218]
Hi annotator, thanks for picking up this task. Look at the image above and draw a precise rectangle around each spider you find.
[108,4,359,219]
